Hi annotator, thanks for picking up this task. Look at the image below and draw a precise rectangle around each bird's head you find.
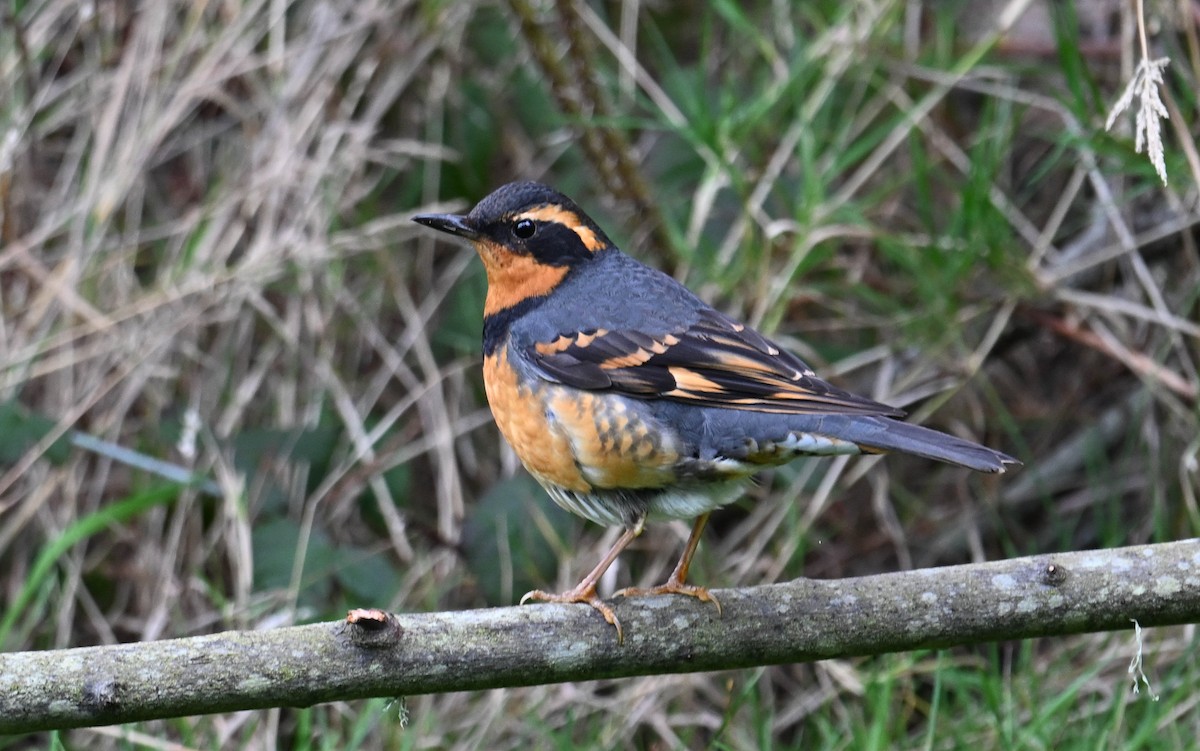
[414,182,612,316]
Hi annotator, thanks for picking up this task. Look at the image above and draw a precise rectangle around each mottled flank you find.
[485,346,691,506]
[544,389,681,489]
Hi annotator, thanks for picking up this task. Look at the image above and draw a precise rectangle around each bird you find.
[413,181,1019,642]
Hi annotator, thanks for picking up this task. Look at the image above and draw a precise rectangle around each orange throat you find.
[475,239,569,316]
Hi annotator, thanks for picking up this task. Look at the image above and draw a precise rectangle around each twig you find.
[2,539,1197,734]
[1029,309,1197,401]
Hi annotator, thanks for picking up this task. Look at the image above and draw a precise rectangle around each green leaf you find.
[251,517,336,608]
[0,400,72,464]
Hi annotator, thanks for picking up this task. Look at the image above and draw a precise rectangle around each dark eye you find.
[512,219,536,239]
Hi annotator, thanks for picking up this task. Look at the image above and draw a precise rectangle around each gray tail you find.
[817,415,1020,473]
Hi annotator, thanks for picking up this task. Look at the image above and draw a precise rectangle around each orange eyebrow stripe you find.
[515,205,605,252]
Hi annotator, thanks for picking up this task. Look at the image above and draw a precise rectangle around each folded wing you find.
[529,308,903,417]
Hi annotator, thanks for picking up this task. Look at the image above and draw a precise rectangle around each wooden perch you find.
[2,539,1198,734]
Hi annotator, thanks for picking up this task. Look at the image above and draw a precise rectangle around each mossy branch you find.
[3,540,1198,734]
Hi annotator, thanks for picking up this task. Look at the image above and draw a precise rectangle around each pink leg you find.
[521,520,644,643]
[615,513,722,615]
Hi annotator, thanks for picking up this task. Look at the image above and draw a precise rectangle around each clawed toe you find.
[615,581,723,616]
[520,587,625,643]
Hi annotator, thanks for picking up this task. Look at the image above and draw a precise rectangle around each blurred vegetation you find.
[1,0,1198,747]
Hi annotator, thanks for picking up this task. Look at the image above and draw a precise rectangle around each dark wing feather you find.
[529,309,903,417]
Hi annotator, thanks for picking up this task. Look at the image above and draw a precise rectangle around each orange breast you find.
[483,348,588,491]
[483,347,681,493]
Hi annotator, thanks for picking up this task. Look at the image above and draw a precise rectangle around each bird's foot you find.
[521,585,624,643]
[615,579,723,616]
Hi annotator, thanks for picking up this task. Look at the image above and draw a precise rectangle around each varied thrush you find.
[414,181,1019,641]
